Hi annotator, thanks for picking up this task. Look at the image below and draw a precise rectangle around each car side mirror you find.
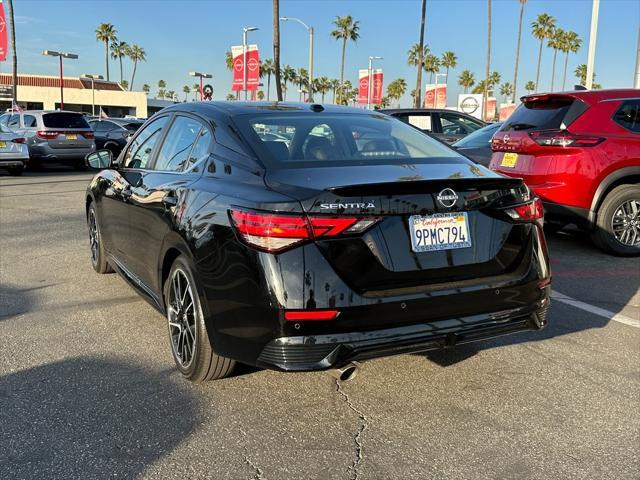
[85,149,113,170]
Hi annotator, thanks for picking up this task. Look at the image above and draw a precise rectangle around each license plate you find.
[409,213,472,252]
[500,152,518,168]
[0,141,5,149]
[66,134,77,140]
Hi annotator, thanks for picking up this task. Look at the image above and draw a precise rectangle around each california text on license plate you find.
[409,213,472,252]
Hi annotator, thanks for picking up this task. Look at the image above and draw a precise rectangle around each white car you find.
[0,123,29,175]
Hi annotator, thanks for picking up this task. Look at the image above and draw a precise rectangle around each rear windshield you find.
[501,98,587,132]
[123,122,143,132]
[42,113,90,129]
[235,112,462,169]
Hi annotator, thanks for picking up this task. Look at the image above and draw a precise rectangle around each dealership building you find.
[0,73,176,118]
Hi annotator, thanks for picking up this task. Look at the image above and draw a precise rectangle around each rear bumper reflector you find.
[284,310,340,321]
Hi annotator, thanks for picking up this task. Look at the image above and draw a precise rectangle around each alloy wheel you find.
[88,209,99,265]
[167,269,197,368]
[611,199,640,247]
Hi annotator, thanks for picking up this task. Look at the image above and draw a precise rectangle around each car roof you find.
[10,110,86,115]
[379,108,480,116]
[161,101,371,118]
[90,117,143,124]
[521,88,640,106]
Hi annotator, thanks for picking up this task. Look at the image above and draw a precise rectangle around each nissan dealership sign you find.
[457,94,483,119]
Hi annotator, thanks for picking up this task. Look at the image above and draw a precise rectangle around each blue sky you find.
[6,0,640,106]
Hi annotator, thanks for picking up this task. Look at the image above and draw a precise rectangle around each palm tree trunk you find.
[130,60,138,90]
[273,0,283,101]
[484,0,491,121]
[562,52,569,90]
[535,39,543,92]
[283,81,287,101]
[550,49,557,91]
[415,0,427,108]
[267,73,271,101]
[512,0,525,103]
[105,40,110,81]
[339,38,346,104]
[119,57,124,86]
[322,92,325,103]
[7,0,17,104]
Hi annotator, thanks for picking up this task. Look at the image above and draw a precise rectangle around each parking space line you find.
[551,290,640,328]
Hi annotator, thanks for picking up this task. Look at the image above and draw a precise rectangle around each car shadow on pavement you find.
[0,284,52,322]
[0,356,198,479]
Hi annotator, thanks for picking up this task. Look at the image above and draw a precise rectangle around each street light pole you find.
[189,71,212,101]
[280,17,314,102]
[43,50,78,110]
[242,27,258,101]
[81,74,103,116]
[367,56,382,110]
[585,0,599,90]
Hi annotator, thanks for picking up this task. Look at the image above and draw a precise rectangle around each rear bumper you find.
[542,200,592,229]
[257,296,549,371]
[29,144,95,162]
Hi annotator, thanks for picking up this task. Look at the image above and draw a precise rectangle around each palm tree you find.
[157,79,166,99]
[414,0,427,108]
[157,88,165,100]
[297,67,309,101]
[512,0,527,103]
[316,77,331,103]
[6,0,17,104]
[484,0,492,121]
[95,23,117,81]
[166,90,176,102]
[548,27,565,91]
[330,79,340,103]
[499,82,513,103]
[192,84,200,101]
[472,80,488,95]
[182,85,190,101]
[574,64,597,87]
[531,13,556,92]
[128,44,146,91]
[142,84,150,96]
[423,54,440,83]
[120,80,129,90]
[458,70,475,93]
[273,0,283,101]
[226,93,236,101]
[110,40,129,86]
[441,51,457,85]
[489,71,501,88]
[408,43,429,68]
[387,78,407,107]
[281,65,296,100]
[330,15,360,104]
[261,58,275,100]
[524,80,535,94]
[225,50,233,71]
[562,31,582,90]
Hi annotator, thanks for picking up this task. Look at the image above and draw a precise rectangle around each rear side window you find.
[501,98,587,132]
[23,115,37,127]
[237,113,461,168]
[453,123,501,148]
[8,114,20,128]
[154,116,203,171]
[123,116,170,169]
[43,113,90,129]
[613,100,640,133]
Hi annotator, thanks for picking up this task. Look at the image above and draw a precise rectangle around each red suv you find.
[490,89,639,256]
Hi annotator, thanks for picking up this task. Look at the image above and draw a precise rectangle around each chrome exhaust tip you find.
[328,361,360,383]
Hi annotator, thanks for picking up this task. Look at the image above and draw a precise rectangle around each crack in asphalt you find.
[240,428,265,479]
[335,379,370,480]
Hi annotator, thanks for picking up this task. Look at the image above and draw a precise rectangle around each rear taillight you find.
[529,129,605,147]
[82,132,95,140]
[229,209,380,253]
[36,131,59,140]
[505,198,544,223]
[11,138,26,144]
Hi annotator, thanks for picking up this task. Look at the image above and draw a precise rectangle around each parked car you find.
[452,122,503,166]
[490,89,640,256]
[0,123,29,175]
[380,108,486,144]
[88,118,144,157]
[85,102,550,382]
[0,110,96,170]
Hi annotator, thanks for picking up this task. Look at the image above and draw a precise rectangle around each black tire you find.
[164,256,235,382]
[7,166,24,176]
[591,185,640,256]
[73,160,87,171]
[87,203,114,273]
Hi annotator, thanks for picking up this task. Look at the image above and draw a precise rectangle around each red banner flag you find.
[0,2,8,62]
[499,103,516,121]
[484,97,497,121]
[231,45,260,92]
[357,69,383,105]
[424,84,447,108]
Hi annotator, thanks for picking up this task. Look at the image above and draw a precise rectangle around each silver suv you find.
[0,110,96,169]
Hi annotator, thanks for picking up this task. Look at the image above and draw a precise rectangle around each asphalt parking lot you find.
[1,169,638,480]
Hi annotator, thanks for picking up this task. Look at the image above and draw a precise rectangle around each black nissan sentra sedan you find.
[85,102,551,382]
